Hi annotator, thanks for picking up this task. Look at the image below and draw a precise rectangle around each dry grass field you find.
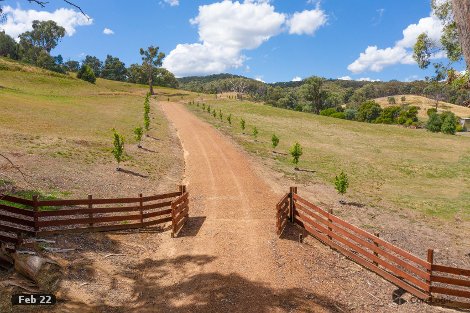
[375,94,470,119]
[0,57,187,198]
[186,97,470,221]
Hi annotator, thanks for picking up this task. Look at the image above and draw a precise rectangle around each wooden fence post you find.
[139,193,144,225]
[171,202,175,238]
[427,249,434,300]
[289,187,297,223]
[179,185,187,195]
[32,195,39,235]
[88,195,93,228]
[373,233,380,266]
[327,208,333,241]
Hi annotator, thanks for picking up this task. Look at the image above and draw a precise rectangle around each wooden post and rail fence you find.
[276,187,470,308]
[0,185,190,247]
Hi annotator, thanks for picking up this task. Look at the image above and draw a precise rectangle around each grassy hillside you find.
[375,95,470,119]
[187,98,470,221]
[0,58,188,197]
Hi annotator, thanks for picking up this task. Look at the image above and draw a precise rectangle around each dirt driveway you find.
[156,102,438,313]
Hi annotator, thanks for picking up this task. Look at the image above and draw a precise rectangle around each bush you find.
[427,108,437,117]
[357,100,382,123]
[377,106,401,124]
[240,118,246,131]
[426,113,442,133]
[456,124,466,132]
[441,111,457,135]
[330,112,346,119]
[344,109,357,120]
[212,109,217,118]
[387,97,396,104]
[219,110,223,121]
[271,134,279,149]
[77,64,96,83]
[398,106,419,125]
[252,127,258,139]
[289,142,303,165]
[334,171,349,195]
[227,114,232,125]
[401,96,406,102]
[320,108,337,116]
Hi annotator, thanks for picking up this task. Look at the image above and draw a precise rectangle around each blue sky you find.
[0,0,459,83]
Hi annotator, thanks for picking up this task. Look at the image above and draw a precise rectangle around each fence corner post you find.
[88,195,93,228]
[427,249,434,300]
[289,187,297,223]
[139,193,144,226]
[32,195,39,236]
[179,185,187,195]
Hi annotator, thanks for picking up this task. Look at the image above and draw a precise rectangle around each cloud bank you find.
[163,0,328,76]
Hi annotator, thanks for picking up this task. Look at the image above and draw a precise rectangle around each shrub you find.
[334,171,349,195]
[227,114,232,125]
[344,109,357,120]
[240,118,246,132]
[401,96,406,102]
[289,142,303,165]
[387,97,396,105]
[77,64,96,84]
[320,108,337,116]
[426,113,442,133]
[357,100,382,123]
[202,103,206,110]
[456,124,465,132]
[441,111,457,135]
[377,106,401,124]
[252,127,258,139]
[212,109,217,118]
[330,112,346,119]
[427,108,437,116]
[133,126,143,148]
[398,106,419,125]
[271,134,279,149]
[112,129,124,170]
[207,105,211,113]
[144,93,150,131]
[219,110,223,121]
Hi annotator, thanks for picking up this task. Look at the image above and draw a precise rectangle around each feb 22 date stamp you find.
[11,294,57,305]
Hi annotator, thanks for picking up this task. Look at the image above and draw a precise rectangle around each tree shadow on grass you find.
[118,168,149,178]
[58,254,349,313]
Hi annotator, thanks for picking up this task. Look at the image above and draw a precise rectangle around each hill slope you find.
[0,57,187,198]
[375,95,470,119]
[186,97,470,221]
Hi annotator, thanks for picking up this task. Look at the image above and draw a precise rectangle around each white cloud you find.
[164,0,327,77]
[348,13,444,74]
[0,5,92,39]
[287,9,327,35]
[358,77,381,82]
[338,76,352,80]
[347,46,413,73]
[163,0,180,6]
[103,28,114,35]
[292,76,302,82]
[255,76,265,83]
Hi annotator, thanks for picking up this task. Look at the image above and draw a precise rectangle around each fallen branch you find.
[43,247,75,253]
[103,253,125,259]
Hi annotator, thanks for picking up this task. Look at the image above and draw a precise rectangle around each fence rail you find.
[277,188,470,306]
[0,186,189,246]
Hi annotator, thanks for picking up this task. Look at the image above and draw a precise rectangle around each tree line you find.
[0,20,178,89]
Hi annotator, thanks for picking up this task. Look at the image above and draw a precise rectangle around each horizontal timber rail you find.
[276,187,470,308]
[0,185,189,247]
[171,185,189,238]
